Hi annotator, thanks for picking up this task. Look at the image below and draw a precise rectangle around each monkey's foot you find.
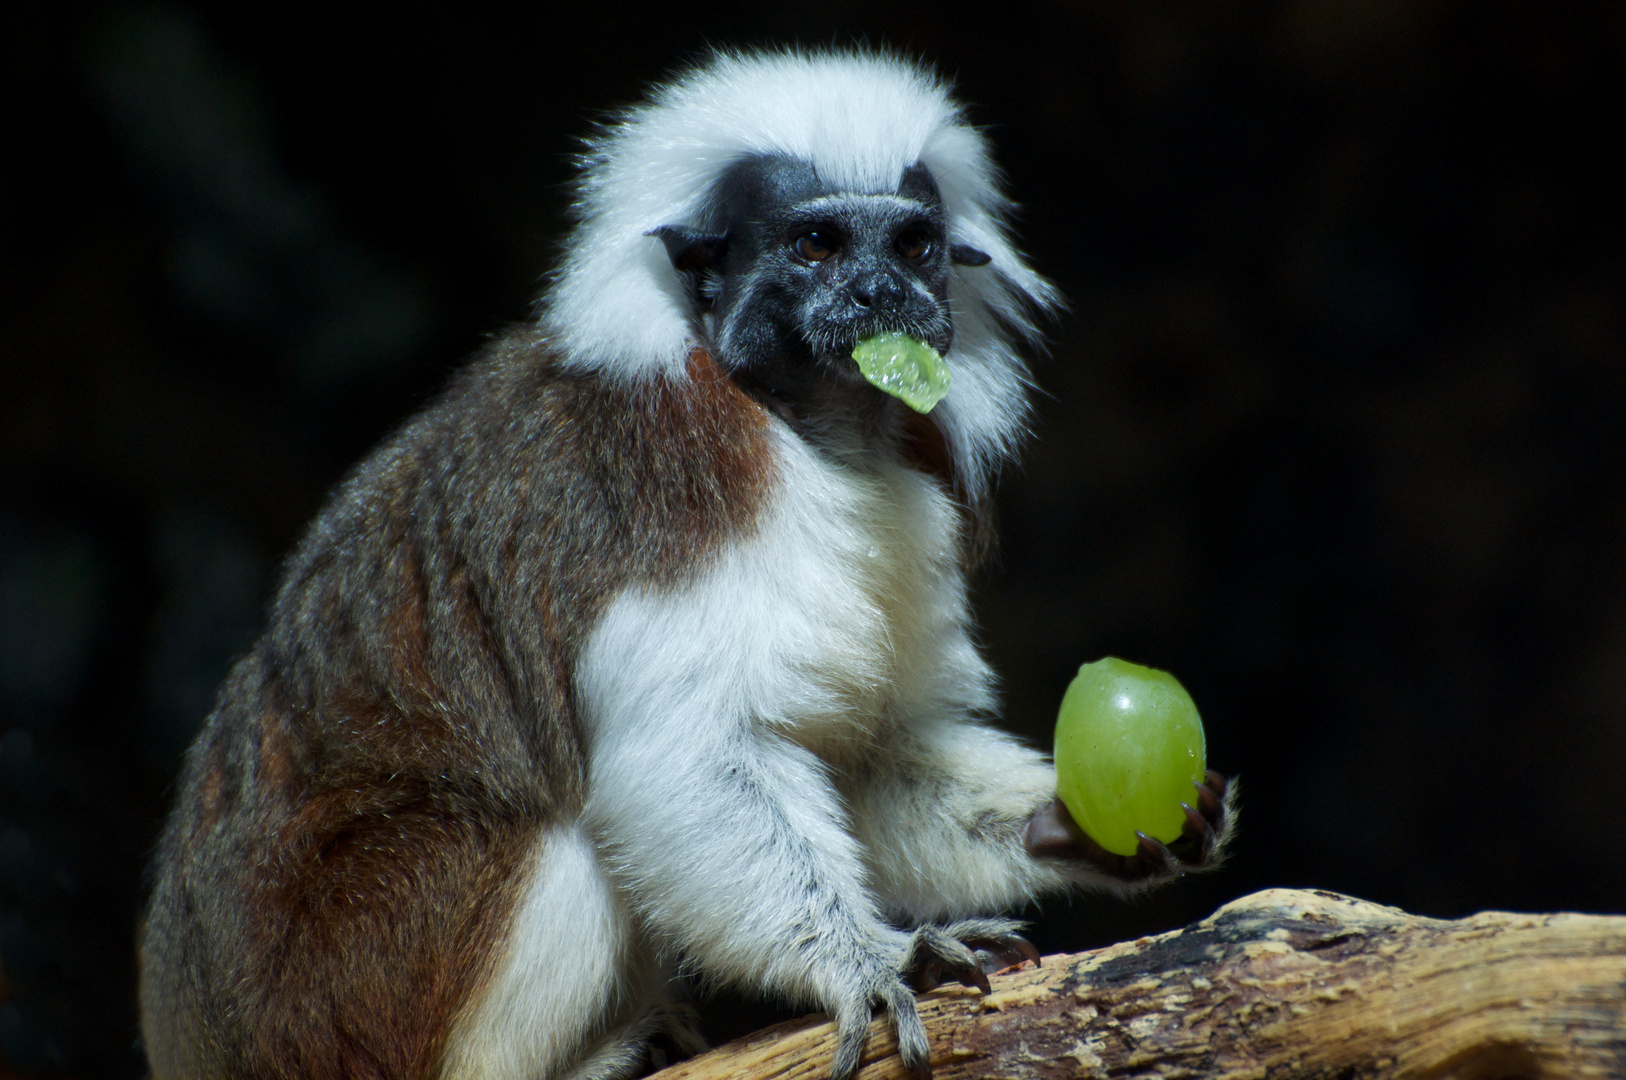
[1023,770,1235,886]
[829,921,1037,1080]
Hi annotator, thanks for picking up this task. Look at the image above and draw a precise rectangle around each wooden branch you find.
[651,888,1626,1080]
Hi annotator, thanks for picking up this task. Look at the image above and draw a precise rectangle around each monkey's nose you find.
[850,272,906,312]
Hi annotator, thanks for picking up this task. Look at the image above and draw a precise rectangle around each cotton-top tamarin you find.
[139,48,1233,1080]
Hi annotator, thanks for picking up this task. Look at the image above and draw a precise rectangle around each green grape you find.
[851,332,951,413]
[1053,657,1207,857]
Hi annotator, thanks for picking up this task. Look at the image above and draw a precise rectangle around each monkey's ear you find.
[949,244,992,267]
[650,226,729,274]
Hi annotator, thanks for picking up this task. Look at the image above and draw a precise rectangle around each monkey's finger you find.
[1179,800,1210,842]
[1201,771,1231,818]
[1193,778,1221,817]
[1133,832,1182,879]
[880,981,931,1079]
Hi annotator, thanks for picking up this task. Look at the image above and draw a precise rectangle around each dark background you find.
[3,2,1624,1075]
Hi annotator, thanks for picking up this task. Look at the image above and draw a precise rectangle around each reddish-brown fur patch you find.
[245,780,536,1080]
[682,346,775,504]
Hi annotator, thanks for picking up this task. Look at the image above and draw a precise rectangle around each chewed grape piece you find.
[851,332,951,413]
[1053,657,1207,857]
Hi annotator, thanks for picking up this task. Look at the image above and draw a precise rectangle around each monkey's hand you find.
[1022,770,1234,887]
[833,920,1039,1080]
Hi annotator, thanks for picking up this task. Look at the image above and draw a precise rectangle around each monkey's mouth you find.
[804,314,954,369]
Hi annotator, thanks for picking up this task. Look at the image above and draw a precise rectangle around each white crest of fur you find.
[540,48,1061,496]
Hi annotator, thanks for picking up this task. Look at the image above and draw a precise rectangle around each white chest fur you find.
[578,424,995,764]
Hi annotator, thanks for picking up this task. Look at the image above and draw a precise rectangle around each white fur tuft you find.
[539,48,1060,500]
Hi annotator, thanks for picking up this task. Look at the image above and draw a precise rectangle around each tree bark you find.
[650,888,1626,1080]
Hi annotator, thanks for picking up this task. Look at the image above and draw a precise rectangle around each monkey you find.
[138,49,1233,1080]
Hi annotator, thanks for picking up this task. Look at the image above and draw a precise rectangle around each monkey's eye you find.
[895,230,930,260]
[793,230,839,263]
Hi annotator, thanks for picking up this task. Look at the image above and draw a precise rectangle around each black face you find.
[654,155,983,404]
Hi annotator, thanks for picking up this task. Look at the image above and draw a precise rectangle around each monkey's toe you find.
[880,980,931,1079]
[828,975,930,1080]
[902,918,1037,994]
[1170,771,1233,867]
[945,917,1039,974]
